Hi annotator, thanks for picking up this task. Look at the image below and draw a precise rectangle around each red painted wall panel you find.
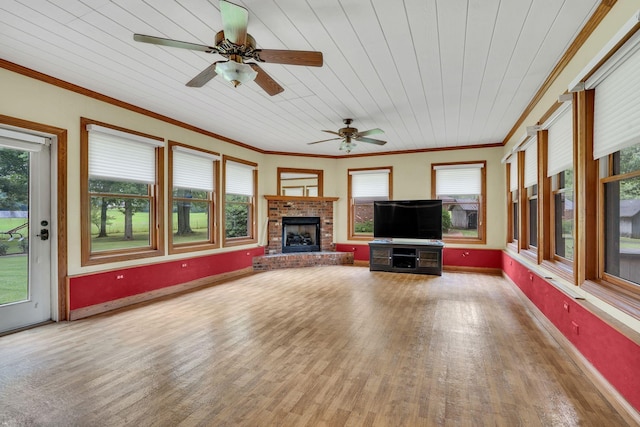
[68,247,263,310]
[335,243,370,261]
[335,244,502,269]
[442,247,502,269]
[502,252,640,412]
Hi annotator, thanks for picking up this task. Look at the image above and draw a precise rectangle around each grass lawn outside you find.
[0,255,28,305]
[90,210,209,251]
[444,228,478,238]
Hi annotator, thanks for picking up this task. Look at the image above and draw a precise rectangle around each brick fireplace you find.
[255,196,353,271]
[264,196,338,254]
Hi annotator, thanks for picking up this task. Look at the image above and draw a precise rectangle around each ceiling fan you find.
[133,0,323,96]
[308,119,386,153]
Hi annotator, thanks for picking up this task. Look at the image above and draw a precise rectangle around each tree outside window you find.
[81,120,164,265]
[223,158,257,245]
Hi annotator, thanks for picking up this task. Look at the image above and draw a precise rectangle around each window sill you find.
[169,242,220,255]
[82,248,164,266]
[541,259,574,284]
[442,237,486,245]
[224,237,257,247]
[581,280,640,322]
[348,234,374,241]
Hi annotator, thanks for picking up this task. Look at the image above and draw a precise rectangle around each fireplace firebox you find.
[282,216,321,253]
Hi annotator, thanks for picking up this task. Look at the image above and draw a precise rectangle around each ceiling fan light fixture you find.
[215,60,257,87]
[340,141,356,153]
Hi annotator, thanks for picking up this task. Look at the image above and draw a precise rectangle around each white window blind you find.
[0,128,47,152]
[172,146,218,192]
[225,160,255,196]
[509,156,518,192]
[546,104,573,177]
[588,37,640,159]
[350,169,390,198]
[88,125,163,184]
[434,163,483,195]
[523,137,538,188]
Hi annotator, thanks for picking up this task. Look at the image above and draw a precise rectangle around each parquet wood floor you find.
[0,267,632,426]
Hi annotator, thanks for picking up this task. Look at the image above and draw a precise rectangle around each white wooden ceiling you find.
[0,0,599,156]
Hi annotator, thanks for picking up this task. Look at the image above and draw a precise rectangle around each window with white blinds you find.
[586,35,640,159]
[87,124,163,184]
[523,137,538,188]
[434,163,483,196]
[172,146,218,192]
[509,156,519,191]
[545,104,573,177]
[225,160,255,196]
[350,169,390,199]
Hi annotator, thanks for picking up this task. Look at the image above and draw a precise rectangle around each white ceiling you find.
[0,0,600,156]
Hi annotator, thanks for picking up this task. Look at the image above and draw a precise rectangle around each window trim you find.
[347,166,393,241]
[431,160,486,245]
[222,155,257,247]
[80,117,165,266]
[168,141,220,254]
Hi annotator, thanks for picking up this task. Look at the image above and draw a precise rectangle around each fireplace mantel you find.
[264,195,339,202]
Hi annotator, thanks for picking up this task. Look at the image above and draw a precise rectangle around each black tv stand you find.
[369,240,443,275]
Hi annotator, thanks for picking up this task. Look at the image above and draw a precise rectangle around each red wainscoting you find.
[335,243,371,262]
[68,247,264,312]
[335,244,502,269]
[502,252,640,412]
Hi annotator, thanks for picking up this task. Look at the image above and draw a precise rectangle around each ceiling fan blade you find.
[248,63,283,96]
[220,0,248,46]
[186,62,222,87]
[355,136,387,145]
[321,130,341,136]
[256,49,323,67]
[357,128,384,137]
[133,34,216,53]
[307,137,342,145]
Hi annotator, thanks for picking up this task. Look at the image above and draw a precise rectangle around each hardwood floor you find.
[0,267,631,426]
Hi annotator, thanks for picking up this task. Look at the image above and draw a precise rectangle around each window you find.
[432,162,486,244]
[545,103,574,262]
[348,167,392,240]
[169,142,220,253]
[601,145,640,287]
[507,155,519,244]
[223,157,257,245]
[523,137,538,251]
[578,26,640,316]
[81,119,164,265]
[552,171,574,260]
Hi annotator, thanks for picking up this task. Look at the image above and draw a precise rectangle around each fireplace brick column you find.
[264,196,339,253]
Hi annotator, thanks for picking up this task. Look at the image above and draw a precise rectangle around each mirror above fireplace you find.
[277,167,323,197]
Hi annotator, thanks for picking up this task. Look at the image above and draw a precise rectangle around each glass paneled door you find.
[0,128,51,333]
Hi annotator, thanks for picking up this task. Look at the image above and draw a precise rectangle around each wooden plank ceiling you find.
[0,0,599,156]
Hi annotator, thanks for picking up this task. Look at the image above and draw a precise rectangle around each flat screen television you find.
[373,199,443,240]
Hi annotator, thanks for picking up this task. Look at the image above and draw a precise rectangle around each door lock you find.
[37,229,49,241]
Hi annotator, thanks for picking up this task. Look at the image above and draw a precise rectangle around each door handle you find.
[37,229,49,241]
